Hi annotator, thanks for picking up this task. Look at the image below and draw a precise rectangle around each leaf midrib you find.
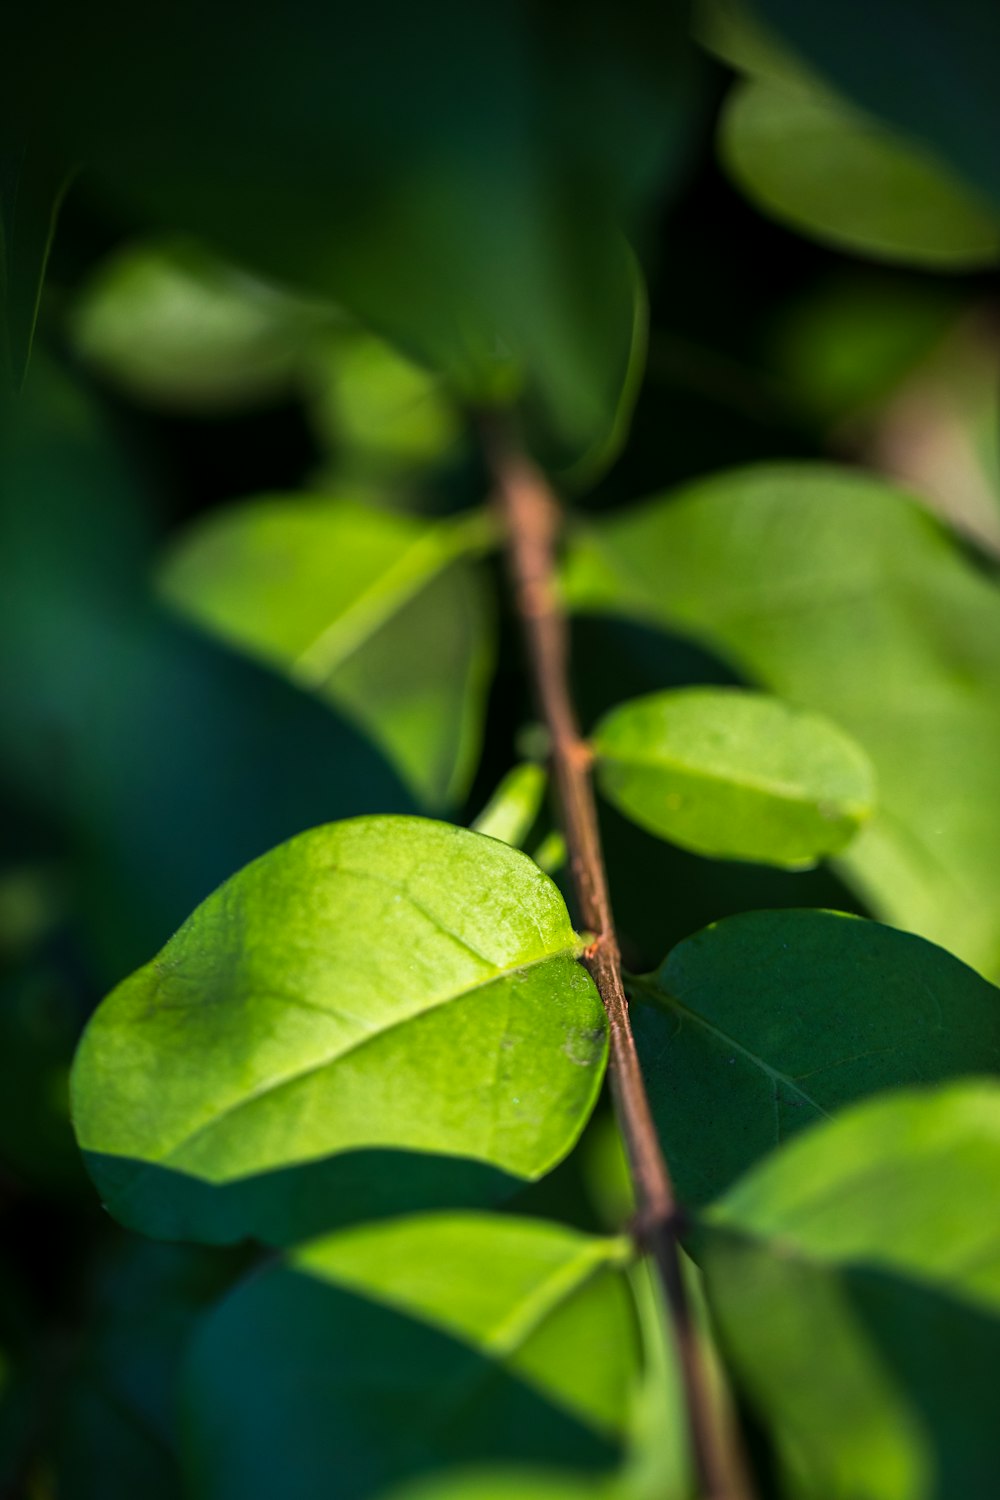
[598,741,864,812]
[626,972,833,1126]
[292,509,493,687]
[112,941,586,1204]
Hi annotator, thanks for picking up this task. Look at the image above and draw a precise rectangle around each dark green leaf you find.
[564,463,1000,974]
[699,1080,1000,1498]
[183,1213,637,1500]
[10,0,703,460]
[630,908,1000,1203]
[592,687,874,867]
[71,817,607,1243]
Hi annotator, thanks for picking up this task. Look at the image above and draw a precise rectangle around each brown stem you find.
[481,414,746,1500]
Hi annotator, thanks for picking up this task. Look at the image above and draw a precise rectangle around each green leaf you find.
[11,0,702,460]
[71,817,607,1243]
[70,239,328,411]
[0,360,419,978]
[699,1080,1000,1499]
[592,687,874,868]
[719,77,1000,270]
[564,463,1000,974]
[629,908,1000,1204]
[694,0,816,89]
[382,1473,607,1500]
[473,764,548,848]
[183,1212,638,1500]
[159,496,496,809]
[306,326,465,481]
[750,0,1000,211]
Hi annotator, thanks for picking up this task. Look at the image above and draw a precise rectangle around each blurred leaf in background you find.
[0,359,419,981]
[159,498,496,809]
[183,1215,639,1500]
[565,465,1000,975]
[700,1080,1000,1498]
[698,0,1000,271]
[70,239,332,413]
[7,0,706,469]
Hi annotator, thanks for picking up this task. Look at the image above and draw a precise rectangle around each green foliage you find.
[699,0,1000,270]
[473,765,550,849]
[719,80,1000,270]
[592,687,874,867]
[7,0,704,468]
[183,1213,637,1500]
[159,497,495,808]
[70,240,329,411]
[565,463,1000,975]
[307,326,466,483]
[751,0,1000,209]
[71,817,607,1243]
[699,1080,1000,1497]
[629,909,1000,1202]
[5,3,1000,1495]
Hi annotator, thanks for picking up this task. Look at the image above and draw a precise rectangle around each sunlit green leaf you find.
[70,239,328,411]
[629,908,1000,1203]
[183,1213,637,1500]
[720,77,1000,270]
[473,764,548,848]
[71,817,607,1243]
[159,496,496,808]
[699,1080,1000,1498]
[592,687,874,867]
[564,463,1000,974]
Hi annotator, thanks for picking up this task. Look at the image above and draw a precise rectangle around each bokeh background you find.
[3,0,1000,1493]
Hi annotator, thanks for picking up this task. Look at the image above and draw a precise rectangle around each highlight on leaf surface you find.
[628,908,1000,1204]
[70,817,607,1244]
[563,462,1000,974]
[591,687,874,868]
[183,1212,638,1500]
[698,1079,1000,1499]
[158,495,496,809]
